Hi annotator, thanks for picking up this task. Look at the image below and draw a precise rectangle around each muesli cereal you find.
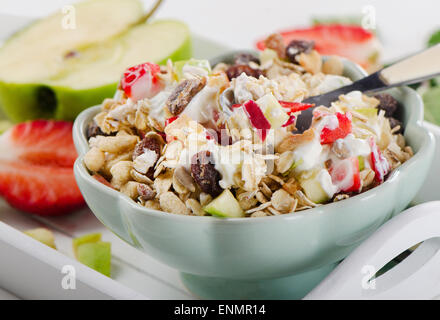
[84,33,413,218]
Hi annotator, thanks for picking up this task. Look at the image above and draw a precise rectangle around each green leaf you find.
[428,30,440,47]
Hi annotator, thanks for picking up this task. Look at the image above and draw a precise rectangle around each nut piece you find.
[264,33,286,59]
[185,198,206,216]
[159,192,190,215]
[226,65,263,80]
[191,151,223,197]
[250,211,269,218]
[137,183,156,201]
[144,199,161,211]
[174,167,196,193]
[297,50,322,74]
[120,181,140,199]
[96,135,138,153]
[286,40,315,64]
[165,78,206,116]
[87,121,108,139]
[110,161,133,189]
[322,56,344,75]
[84,147,105,172]
[271,189,295,213]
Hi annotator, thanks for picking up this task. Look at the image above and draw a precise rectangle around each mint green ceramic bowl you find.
[73,58,435,299]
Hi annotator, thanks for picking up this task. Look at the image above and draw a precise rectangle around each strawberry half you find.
[0,120,84,215]
[256,24,381,70]
[120,62,163,101]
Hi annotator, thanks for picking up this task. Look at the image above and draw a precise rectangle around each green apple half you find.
[0,0,191,122]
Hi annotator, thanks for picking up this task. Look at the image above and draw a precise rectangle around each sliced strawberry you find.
[120,62,162,101]
[330,157,361,193]
[279,101,314,114]
[256,24,381,70]
[0,120,84,215]
[369,137,390,182]
[243,100,271,141]
[282,115,296,127]
[165,116,179,127]
[320,112,352,145]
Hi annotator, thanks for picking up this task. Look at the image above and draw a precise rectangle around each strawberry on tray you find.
[256,24,382,71]
[0,120,84,215]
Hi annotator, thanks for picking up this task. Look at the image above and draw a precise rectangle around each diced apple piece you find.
[175,59,211,80]
[299,173,330,204]
[257,94,289,128]
[259,49,278,65]
[73,233,102,258]
[203,189,244,218]
[24,228,56,249]
[77,242,111,277]
[355,107,378,119]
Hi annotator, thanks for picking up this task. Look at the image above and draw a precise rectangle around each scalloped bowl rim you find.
[73,57,434,224]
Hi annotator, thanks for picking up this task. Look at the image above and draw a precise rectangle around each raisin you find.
[191,151,223,197]
[285,40,315,64]
[138,184,156,201]
[375,93,399,117]
[226,64,263,80]
[264,33,286,59]
[389,117,403,134]
[165,78,206,116]
[234,53,260,65]
[87,121,106,139]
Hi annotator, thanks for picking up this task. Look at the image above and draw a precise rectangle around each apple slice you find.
[299,173,330,204]
[24,228,56,249]
[73,233,102,258]
[0,0,191,122]
[203,189,244,218]
[73,233,111,276]
[77,242,111,277]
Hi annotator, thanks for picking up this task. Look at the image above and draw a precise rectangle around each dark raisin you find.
[285,40,315,64]
[374,93,399,117]
[133,136,161,160]
[191,151,223,197]
[226,64,263,80]
[137,184,156,201]
[165,78,206,116]
[87,121,105,139]
[234,53,260,66]
[388,117,403,134]
[264,33,286,59]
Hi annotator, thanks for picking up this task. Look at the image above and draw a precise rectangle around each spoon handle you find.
[380,44,440,87]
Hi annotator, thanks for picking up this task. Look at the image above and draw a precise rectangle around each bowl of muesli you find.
[73,35,434,299]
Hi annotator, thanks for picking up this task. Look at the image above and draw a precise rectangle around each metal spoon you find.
[296,44,440,133]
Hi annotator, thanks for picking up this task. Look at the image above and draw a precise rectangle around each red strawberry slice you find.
[0,120,84,215]
[243,100,271,141]
[369,137,390,182]
[120,62,163,101]
[330,157,361,193]
[320,112,352,145]
[279,101,314,114]
[256,24,381,70]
